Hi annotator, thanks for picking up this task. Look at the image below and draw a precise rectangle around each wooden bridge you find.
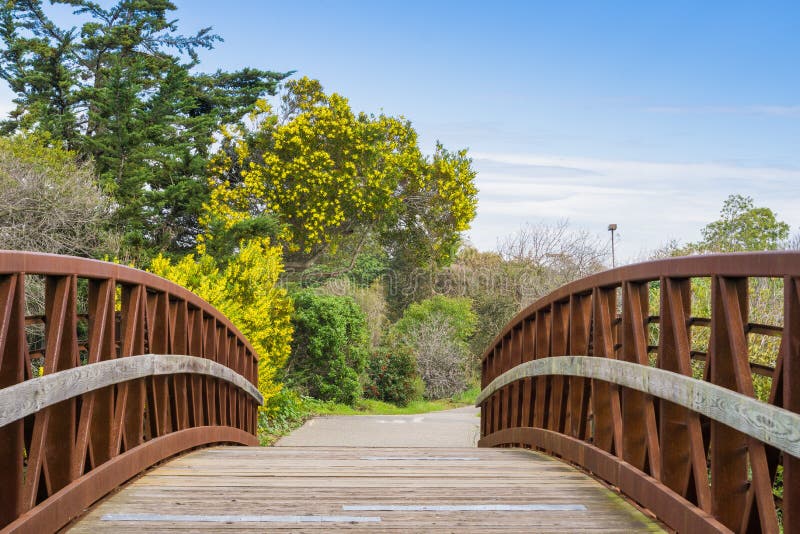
[0,251,798,533]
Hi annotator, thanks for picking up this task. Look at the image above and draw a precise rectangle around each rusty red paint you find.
[0,251,260,532]
[479,252,799,533]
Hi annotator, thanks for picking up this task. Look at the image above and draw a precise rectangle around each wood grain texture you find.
[69,446,664,533]
[480,427,728,534]
[0,354,262,427]
[476,355,800,459]
[4,428,258,534]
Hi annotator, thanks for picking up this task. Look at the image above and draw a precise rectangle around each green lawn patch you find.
[307,384,480,415]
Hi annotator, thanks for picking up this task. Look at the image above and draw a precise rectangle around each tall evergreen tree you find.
[0,0,290,261]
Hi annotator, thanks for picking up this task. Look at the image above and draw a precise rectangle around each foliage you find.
[435,247,519,368]
[497,219,608,277]
[348,249,390,287]
[401,314,467,399]
[491,221,608,309]
[293,236,389,291]
[393,295,476,342]
[319,278,388,347]
[678,194,791,254]
[305,391,476,416]
[202,77,478,276]
[389,295,477,399]
[698,194,789,252]
[434,225,607,373]
[149,237,294,408]
[258,388,310,446]
[692,195,789,401]
[649,195,790,401]
[364,345,418,406]
[648,291,779,403]
[200,213,281,265]
[0,134,115,256]
[0,0,290,261]
[285,290,370,405]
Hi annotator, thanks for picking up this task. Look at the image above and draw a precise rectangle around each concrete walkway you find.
[276,406,480,447]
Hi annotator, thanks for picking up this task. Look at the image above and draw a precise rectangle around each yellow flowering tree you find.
[150,237,294,410]
[201,77,478,273]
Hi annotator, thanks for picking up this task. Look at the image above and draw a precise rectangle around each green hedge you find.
[285,290,369,405]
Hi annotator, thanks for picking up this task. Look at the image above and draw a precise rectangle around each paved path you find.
[275,406,481,447]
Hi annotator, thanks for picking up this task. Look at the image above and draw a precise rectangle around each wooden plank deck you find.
[68,446,665,532]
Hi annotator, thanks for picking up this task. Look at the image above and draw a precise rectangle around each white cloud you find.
[467,152,800,261]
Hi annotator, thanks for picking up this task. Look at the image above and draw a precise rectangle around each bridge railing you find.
[477,252,800,534]
[0,251,262,533]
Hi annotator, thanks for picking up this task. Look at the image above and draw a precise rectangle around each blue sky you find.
[3,1,799,260]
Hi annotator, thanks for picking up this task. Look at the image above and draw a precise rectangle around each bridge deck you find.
[69,446,663,532]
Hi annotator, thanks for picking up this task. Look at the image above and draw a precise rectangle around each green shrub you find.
[285,290,369,405]
[389,295,477,399]
[319,278,388,348]
[393,295,476,342]
[364,345,418,406]
[258,388,309,445]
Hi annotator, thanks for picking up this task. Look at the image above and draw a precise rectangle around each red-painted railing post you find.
[0,251,262,532]
[478,252,800,533]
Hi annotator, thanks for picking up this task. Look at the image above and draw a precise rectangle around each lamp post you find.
[608,224,617,268]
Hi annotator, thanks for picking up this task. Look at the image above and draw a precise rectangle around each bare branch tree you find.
[0,142,116,257]
[400,315,467,399]
[495,220,609,307]
[497,219,608,276]
[784,232,800,251]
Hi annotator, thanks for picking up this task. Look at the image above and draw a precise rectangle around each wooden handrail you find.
[0,251,261,532]
[477,355,800,458]
[478,252,800,534]
[0,354,263,428]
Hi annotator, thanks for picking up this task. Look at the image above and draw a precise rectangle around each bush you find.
[401,315,468,398]
[258,388,310,445]
[0,134,116,257]
[150,237,294,409]
[393,295,476,341]
[390,295,477,399]
[320,278,388,348]
[285,290,369,405]
[364,345,418,406]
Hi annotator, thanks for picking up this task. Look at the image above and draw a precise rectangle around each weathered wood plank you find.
[0,354,262,427]
[476,355,800,458]
[69,446,663,533]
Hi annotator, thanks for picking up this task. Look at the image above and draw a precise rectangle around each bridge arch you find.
[478,252,800,534]
[0,251,261,532]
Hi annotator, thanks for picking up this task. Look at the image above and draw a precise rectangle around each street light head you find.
[608,224,617,231]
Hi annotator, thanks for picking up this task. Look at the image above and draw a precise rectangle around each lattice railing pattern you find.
[0,252,261,532]
[478,252,800,534]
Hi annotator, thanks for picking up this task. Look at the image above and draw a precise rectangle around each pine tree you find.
[0,0,290,261]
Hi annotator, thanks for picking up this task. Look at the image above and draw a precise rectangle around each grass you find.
[258,383,480,445]
[307,386,479,416]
